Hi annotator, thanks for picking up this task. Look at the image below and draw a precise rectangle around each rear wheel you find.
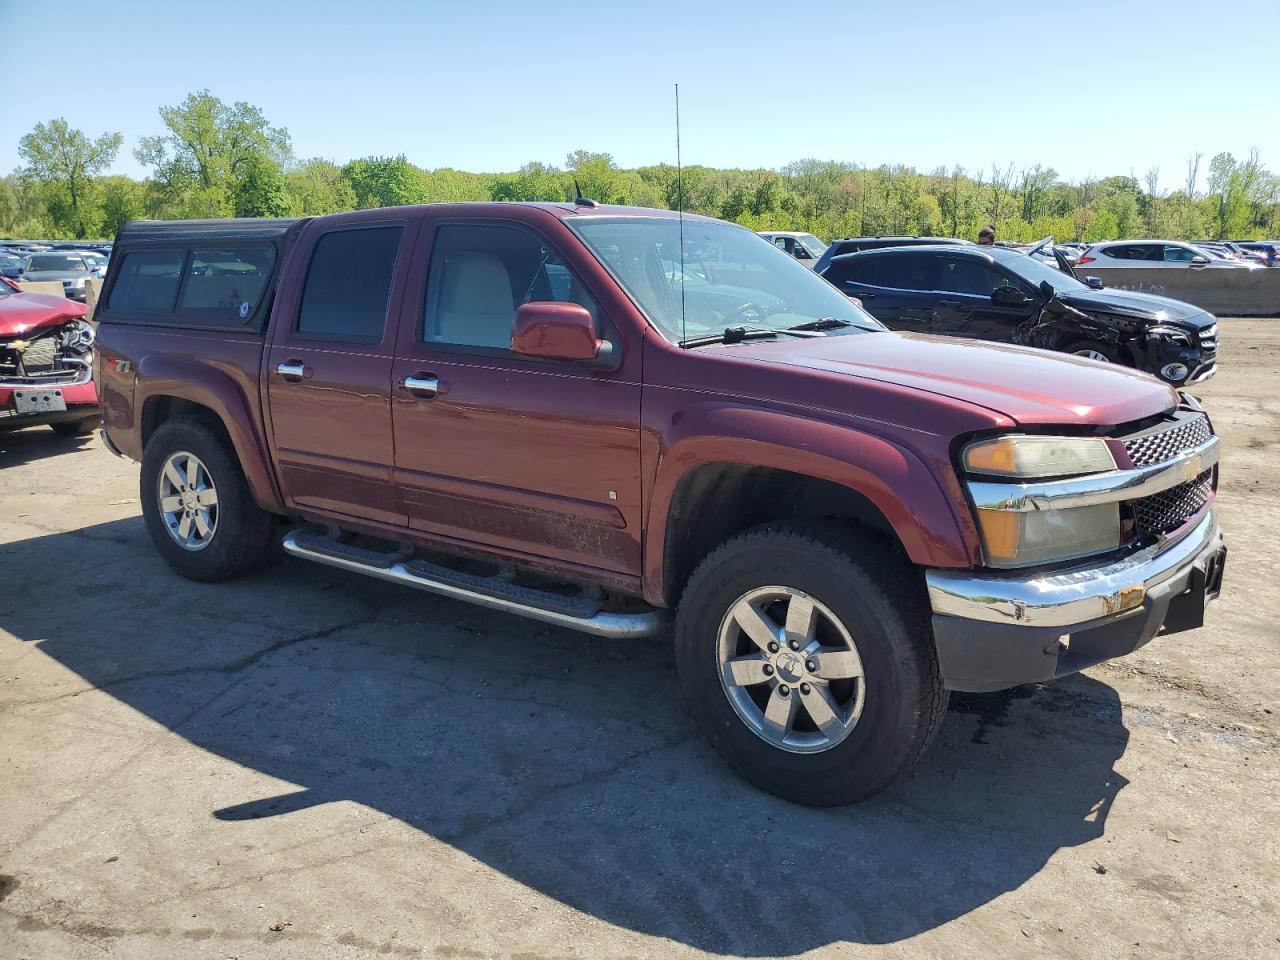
[140,419,275,582]
[675,524,947,806]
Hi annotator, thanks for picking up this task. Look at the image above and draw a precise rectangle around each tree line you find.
[5,90,1278,244]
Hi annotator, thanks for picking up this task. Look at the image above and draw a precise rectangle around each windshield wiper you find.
[680,325,830,348]
[786,316,877,333]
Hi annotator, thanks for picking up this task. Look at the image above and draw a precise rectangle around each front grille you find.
[1132,469,1213,536]
[1122,412,1211,467]
[0,328,86,385]
[1198,324,1218,352]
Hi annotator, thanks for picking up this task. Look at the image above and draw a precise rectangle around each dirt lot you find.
[1,321,1278,960]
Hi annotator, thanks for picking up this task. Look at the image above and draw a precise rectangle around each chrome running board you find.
[282,529,668,639]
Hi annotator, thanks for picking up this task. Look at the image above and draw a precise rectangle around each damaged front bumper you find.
[925,510,1226,692]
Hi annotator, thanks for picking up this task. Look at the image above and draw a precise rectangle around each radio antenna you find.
[675,83,687,348]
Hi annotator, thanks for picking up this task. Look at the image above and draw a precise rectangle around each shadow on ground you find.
[0,518,1131,955]
[0,426,94,468]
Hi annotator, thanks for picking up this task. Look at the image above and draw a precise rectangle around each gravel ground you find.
[1,321,1277,960]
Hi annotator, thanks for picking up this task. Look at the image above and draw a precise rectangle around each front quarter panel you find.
[641,399,978,605]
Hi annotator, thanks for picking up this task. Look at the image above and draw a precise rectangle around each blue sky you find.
[5,0,1275,191]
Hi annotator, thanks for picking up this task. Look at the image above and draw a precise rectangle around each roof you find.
[831,243,1008,264]
[115,218,307,244]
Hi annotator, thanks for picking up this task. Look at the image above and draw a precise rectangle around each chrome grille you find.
[20,333,59,372]
[1133,469,1213,536]
[1198,324,1218,352]
[1122,413,1212,468]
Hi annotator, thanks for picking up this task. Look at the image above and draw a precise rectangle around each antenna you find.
[675,83,687,348]
[572,178,598,208]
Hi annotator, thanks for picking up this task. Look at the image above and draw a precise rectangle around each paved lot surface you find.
[2,321,1278,960]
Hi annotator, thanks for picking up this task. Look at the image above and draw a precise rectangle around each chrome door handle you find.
[276,361,306,380]
[404,375,439,398]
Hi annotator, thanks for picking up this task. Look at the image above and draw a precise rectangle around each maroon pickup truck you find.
[96,204,1226,805]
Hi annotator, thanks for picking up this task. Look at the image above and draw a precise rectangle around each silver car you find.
[1078,240,1261,271]
[20,252,93,300]
[757,231,828,269]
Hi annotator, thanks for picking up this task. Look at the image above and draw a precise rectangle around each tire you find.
[140,419,276,582]
[675,523,947,806]
[1067,339,1118,364]
[50,415,102,437]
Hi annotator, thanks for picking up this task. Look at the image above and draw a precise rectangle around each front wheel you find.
[140,419,276,582]
[1068,339,1118,363]
[675,524,947,806]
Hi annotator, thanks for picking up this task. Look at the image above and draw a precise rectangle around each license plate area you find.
[13,389,67,414]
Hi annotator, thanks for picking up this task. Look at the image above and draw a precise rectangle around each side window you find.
[105,250,185,313]
[874,253,936,291]
[823,258,860,286]
[178,247,276,324]
[1164,244,1198,262]
[772,236,788,250]
[297,226,403,341]
[423,223,599,351]
[935,258,999,296]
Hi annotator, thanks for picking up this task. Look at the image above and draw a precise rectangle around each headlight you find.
[1147,324,1191,344]
[973,503,1121,567]
[963,435,1116,479]
[963,435,1121,568]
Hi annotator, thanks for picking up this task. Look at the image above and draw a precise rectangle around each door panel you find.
[390,217,643,575]
[266,219,415,526]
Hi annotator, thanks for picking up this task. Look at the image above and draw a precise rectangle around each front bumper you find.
[0,374,99,430]
[926,511,1226,692]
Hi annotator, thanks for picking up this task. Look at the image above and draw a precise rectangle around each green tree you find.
[342,155,428,208]
[17,118,122,237]
[285,159,356,215]
[234,153,291,217]
[136,90,290,218]
[98,176,147,237]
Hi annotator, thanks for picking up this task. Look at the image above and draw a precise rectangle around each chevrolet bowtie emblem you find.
[10,339,29,351]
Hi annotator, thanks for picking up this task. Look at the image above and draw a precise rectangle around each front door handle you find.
[276,361,307,381]
[404,374,439,399]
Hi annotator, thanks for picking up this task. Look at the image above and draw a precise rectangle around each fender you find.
[135,353,285,513]
[642,402,977,605]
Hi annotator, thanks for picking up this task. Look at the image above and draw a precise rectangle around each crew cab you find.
[1,276,99,436]
[96,205,1227,805]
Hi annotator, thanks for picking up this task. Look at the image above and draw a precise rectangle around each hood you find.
[0,292,88,336]
[21,270,88,283]
[1056,288,1215,328]
[734,331,1178,427]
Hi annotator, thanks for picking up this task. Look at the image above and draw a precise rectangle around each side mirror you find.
[1190,255,1209,268]
[1038,279,1056,300]
[1086,276,1104,290]
[992,284,1028,305]
[794,248,812,260]
[511,301,605,363]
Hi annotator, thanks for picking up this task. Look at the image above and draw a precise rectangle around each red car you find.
[0,276,100,436]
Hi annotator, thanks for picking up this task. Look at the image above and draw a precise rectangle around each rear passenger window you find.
[423,224,598,351]
[297,226,403,340]
[178,247,275,323]
[935,258,999,296]
[822,258,860,285]
[106,250,184,313]
[873,253,936,291]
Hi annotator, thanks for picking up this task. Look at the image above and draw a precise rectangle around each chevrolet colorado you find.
[96,205,1226,805]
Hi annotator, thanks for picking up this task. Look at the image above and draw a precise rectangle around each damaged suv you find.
[0,277,100,435]
[821,242,1217,385]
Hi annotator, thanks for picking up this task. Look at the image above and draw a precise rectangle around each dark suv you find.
[812,236,973,275]
[820,244,1218,385]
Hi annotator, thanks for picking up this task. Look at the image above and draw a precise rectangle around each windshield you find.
[569,217,881,343]
[798,234,828,256]
[1003,252,1089,293]
[27,254,87,272]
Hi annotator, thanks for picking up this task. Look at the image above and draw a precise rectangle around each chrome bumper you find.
[926,511,1225,691]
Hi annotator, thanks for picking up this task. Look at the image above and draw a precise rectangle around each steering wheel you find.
[725,301,769,325]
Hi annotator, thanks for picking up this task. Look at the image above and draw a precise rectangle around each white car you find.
[1077,240,1262,271]
[757,231,827,268]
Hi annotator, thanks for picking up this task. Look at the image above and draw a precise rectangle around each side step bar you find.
[282,530,669,639]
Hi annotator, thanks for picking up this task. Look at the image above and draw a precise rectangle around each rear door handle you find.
[276,361,307,381]
[403,374,440,399]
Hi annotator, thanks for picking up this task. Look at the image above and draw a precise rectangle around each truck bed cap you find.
[116,218,308,243]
